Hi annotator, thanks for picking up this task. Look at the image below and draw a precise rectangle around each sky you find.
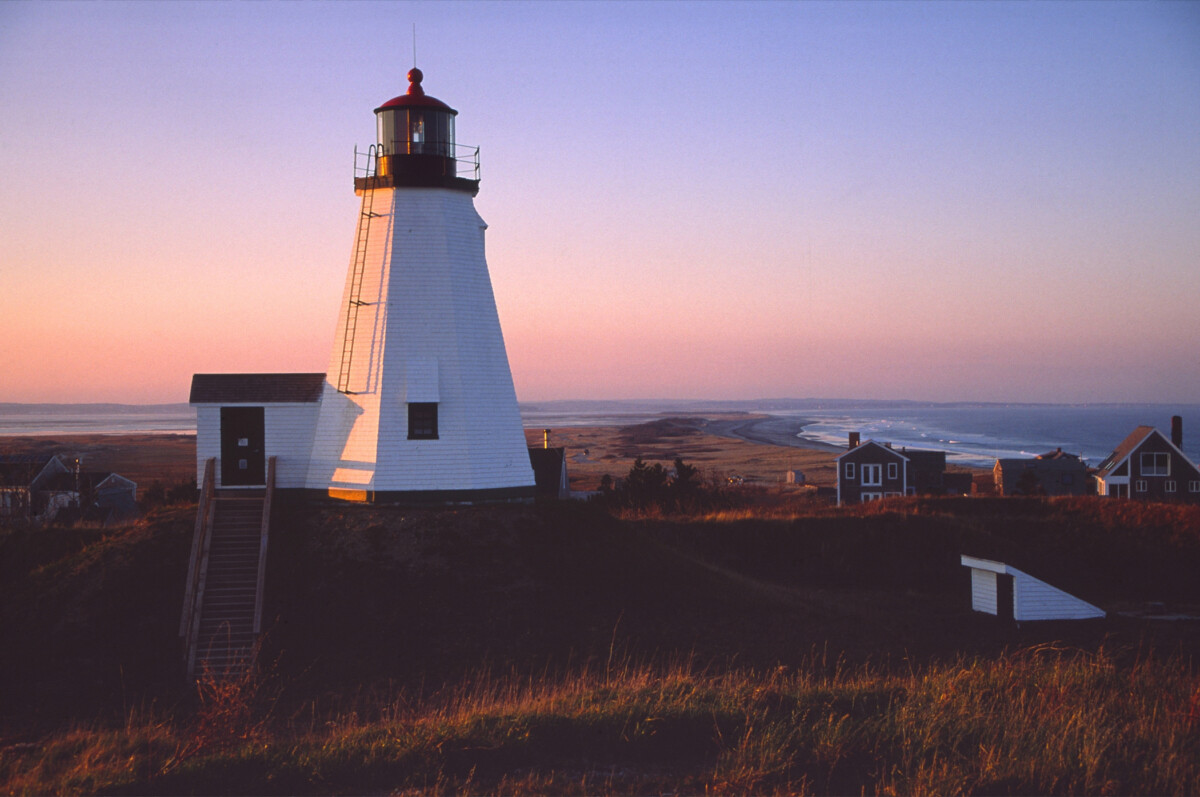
[1,1,1198,405]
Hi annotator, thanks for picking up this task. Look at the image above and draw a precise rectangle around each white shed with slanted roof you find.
[961,555,1105,621]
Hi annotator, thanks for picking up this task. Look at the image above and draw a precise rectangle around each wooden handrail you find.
[182,458,217,676]
[252,457,276,635]
[180,458,215,639]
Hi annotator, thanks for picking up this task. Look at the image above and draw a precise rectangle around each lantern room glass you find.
[377,108,456,158]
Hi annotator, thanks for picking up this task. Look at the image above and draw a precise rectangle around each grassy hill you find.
[2,496,1199,793]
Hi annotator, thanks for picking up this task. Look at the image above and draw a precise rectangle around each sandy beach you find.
[696,415,844,452]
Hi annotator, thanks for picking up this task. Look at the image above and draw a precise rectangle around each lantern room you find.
[372,68,470,189]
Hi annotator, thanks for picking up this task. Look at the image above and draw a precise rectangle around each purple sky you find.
[1,1,1198,404]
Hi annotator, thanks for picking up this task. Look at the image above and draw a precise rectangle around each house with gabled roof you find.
[837,440,910,505]
[994,448,1091,496]
[836,436,955,505]
[0,454,73,521]
[1095,417,1200,503]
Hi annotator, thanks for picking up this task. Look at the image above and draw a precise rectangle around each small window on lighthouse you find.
[408,402,438,440]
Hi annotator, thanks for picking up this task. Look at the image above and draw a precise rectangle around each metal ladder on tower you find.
[336,149,383,394]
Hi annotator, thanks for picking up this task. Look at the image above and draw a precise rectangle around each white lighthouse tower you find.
[305,68,536,503]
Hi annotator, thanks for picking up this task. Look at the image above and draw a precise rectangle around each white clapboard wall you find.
[961,555,1105,621]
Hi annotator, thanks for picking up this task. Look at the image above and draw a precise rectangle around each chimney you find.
[543,428,551,449]
[848,432,860,449]
[1171,416,1183,449]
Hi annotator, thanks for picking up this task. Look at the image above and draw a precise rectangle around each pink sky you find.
[2,2,1198,404]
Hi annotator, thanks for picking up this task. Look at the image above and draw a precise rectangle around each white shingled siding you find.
[970,568,998,614]
[307,186,535,495]
[193,402,320,489]
[194,405,222,486]
[1013,572,1106,621]
[961,556,1105,621]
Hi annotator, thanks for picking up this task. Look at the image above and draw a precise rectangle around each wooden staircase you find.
[181,458,275,680]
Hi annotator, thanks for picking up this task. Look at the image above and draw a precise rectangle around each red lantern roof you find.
[375,68,457,114]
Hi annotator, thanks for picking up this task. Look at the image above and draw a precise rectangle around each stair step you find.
[185,489,274,678]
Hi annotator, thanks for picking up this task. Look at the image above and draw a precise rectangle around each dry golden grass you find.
[3,648,1196,795]
[527,419,845,492]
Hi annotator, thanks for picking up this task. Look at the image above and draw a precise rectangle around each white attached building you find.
[190,373,324,490]
[961,555,1105,622]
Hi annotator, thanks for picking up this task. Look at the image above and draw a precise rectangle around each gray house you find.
[994,449,1090,496]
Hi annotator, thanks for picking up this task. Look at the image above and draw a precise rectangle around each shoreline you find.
[695,415,845,453]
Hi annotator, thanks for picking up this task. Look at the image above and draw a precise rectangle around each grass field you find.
[3,491,1200,794]
[3,645,1196,795]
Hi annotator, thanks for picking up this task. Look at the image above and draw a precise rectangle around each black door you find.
[996,573,1015,621]
[220,407,265,486]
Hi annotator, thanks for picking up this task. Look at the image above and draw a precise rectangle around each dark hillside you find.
[262,497,1200,696]
[3,496,1199,734]
[0,508,194,728]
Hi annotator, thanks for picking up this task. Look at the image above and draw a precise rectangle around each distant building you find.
[0,455,137,524]
[943,471,975,496]
[906,449,948,494]
[0,455,72,522]
[1095,417,1200,502]
[961,556,1105,621]
[88,473,139,523]
[837,440,908,504]
[994,448,1091,496]
[528,447,569,499]
[836,436,953,505]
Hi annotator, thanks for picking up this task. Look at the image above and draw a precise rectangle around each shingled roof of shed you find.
[189,373,326,404]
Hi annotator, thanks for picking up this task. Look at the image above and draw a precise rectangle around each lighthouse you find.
[304,68,536,503]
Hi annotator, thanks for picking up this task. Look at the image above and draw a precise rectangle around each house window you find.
[1135,480,1147,492]
[887,462,898,480]
[844,463,855,480]
[1166,480,1176,493]
[1141,452,1170,476]
[407,402,438,439]
[862,464,882,486]
[1190,481,1200,493]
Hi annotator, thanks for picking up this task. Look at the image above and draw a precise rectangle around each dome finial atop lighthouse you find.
[406,67,425,97]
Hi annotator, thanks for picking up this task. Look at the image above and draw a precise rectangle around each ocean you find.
[2,400,1197,469]
[771,404,1200,468]
[0,404,196,437]
[520,400,1200,468]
